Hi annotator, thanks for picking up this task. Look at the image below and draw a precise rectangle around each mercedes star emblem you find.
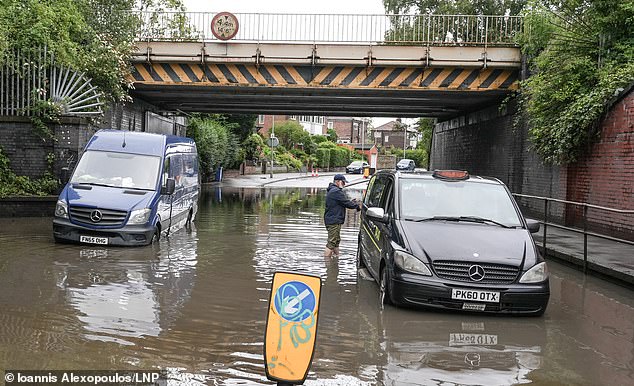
[468,265,485,281]
[90,210,103,223]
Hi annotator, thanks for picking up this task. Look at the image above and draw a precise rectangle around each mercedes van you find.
[53,130,199,246]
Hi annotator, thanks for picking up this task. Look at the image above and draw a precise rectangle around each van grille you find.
[432,260,519,284]
[69,206,128,226]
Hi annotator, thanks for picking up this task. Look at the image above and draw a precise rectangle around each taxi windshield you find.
[399,178,522,227]
[71,150,161,190]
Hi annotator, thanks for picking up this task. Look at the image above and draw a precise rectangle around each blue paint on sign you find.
[274,281,316,322]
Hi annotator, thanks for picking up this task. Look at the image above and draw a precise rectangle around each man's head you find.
[334,174,348,188]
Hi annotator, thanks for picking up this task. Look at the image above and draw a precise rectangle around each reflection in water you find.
[63,225,198,345]
[0,188,633,385]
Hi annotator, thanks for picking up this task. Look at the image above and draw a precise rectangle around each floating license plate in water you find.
[80,235,108,245]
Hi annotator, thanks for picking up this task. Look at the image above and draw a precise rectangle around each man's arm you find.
[335,189,361,209]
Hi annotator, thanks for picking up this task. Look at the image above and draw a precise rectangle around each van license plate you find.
[452,289,500,303]
[80,236,108,245]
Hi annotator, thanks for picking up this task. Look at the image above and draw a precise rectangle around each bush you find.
[0,147,59,197]
[275,152,303,171]
[187,115,240,180]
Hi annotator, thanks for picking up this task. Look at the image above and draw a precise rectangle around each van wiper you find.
[414,216,514,228]
[74,182,115,188]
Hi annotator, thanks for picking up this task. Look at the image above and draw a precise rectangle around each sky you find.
[182,0,412,127]
[182,0,386,15]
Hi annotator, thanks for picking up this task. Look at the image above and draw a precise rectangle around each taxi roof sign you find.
[432,170,469,180]
[264,272,322,384]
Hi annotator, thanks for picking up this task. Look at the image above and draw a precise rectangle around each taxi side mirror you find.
[366,207,388,223]
[526,219,540,233]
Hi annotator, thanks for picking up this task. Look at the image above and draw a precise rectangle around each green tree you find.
[0,0,187,103]
[383,0,526,15]
[187,115,240,179]
[225,114,257,142]
[518,0,634,164]
[269,120,313,151]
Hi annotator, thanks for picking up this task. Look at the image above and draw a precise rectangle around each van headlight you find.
[128,208,151,225]
[55,200,68,219]
[394,250,432,276]
[519,262,549,283]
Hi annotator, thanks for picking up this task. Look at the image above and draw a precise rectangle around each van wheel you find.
[150,228,160,244]
[379,266,393,308]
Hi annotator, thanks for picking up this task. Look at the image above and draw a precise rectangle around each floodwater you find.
[0,186,633,385]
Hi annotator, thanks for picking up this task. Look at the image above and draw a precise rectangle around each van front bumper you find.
[53,218,156,246]
[390,271,549,316]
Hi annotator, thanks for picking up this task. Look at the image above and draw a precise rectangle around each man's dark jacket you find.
[324,182,359,225]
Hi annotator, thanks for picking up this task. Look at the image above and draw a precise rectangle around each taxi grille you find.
[432,260,519,284]
[69,206,128,226]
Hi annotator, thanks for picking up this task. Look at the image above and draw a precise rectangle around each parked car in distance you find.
[358,169,549,315]
[53,129,200,246]
[396,158,415,171]
[346,160,369,174]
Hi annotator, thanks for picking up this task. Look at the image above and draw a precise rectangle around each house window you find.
[384,135,389,142]
[289,115,298,120]
[327,121,334,129]
[258,115,265,124]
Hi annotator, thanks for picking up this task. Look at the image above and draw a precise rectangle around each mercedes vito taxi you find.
[358,170,549,315]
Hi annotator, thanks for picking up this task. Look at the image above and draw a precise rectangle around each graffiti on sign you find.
[264,272,321,384]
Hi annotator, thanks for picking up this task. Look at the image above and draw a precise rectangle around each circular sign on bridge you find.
[211,12,239,41]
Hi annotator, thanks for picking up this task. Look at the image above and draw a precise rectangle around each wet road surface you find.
[0,186,633,385]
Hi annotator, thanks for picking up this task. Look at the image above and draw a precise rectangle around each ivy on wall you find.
[517,0,634,164]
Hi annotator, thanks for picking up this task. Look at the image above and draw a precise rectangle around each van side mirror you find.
[366,207,388,223]
[162,178,176,195]
[526,219,540,233]
[60,167,71,184]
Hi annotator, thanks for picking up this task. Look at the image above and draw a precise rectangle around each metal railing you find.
[135,12,522,46]
[513,193,634,273]
[0,47,50,116]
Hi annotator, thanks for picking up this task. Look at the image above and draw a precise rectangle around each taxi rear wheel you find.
[379,266,393,308]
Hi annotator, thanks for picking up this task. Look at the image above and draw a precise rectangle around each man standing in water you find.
[324,174,361,257]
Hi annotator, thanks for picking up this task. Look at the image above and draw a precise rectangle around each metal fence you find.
[135,12,522,46]
[0,47,103,117]
[0,47,50,116]
[513,193,634,273]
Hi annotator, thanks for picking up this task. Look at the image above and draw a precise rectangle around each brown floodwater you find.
[0,186,632,385]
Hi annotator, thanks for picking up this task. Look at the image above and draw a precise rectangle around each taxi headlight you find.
[128,208,151,225]
[394,250,432,276]
[55,200,68,219]
[519,262,549,283]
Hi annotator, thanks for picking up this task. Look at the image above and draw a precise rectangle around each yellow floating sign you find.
[264,272,322,384]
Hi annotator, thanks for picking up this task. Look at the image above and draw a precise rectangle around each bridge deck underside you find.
[130,63,518,118]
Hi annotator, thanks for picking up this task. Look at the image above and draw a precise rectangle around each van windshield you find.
[71,150,161,190]
[399,179,522,227]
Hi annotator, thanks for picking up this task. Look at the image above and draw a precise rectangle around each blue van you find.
[53,130,199,246]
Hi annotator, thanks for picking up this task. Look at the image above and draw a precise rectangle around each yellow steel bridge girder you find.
[129,63,519,91]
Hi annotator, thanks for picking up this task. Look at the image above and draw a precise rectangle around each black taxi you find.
[357,170,550,315]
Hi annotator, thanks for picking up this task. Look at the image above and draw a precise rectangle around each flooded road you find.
[0,186,633,385]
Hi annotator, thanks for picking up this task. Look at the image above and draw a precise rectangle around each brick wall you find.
[0,117,54,179]
[564,89,634,237]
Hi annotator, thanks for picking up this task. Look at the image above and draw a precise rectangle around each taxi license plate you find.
[79,235,108,245]
[452,289,500,303]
